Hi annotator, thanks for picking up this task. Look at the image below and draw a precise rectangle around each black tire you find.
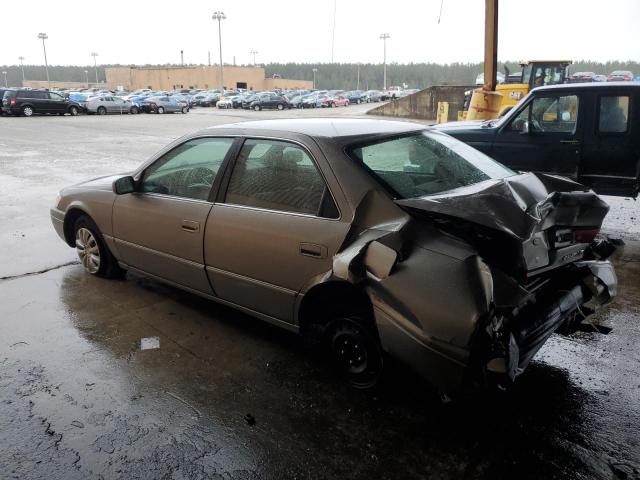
[73,215,126,279]
[22,105,34,117]
[330,102,335,108]
[181,106,188,114]
[157,106,165,114]
[277,103,284,111]
[68,106,79,116]
[253,105,261,111]
[324,317,383,389]
[97,106,107,115]
[130,106,139,114]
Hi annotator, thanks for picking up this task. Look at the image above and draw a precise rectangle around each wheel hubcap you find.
[75,228,100,274]
[332,327,368,374]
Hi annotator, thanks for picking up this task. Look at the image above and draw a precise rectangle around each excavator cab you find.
[521,61,571,89]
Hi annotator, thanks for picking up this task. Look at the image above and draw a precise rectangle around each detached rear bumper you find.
[481,260,617,386]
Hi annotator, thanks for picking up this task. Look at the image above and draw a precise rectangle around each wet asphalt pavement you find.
[1,108,639,479]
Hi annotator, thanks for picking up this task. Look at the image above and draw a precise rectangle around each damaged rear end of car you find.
[335,130,617,395]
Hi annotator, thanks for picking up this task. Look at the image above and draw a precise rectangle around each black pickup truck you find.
[436,82,639,197]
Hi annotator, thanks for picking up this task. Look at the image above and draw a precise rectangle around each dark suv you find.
[2,89,82,117]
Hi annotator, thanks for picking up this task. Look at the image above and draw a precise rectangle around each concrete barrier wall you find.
[368,85,474,121]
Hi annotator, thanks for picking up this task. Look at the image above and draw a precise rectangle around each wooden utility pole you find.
[483,0,498,91]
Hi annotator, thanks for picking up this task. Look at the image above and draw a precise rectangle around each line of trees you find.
[0,61,637,90]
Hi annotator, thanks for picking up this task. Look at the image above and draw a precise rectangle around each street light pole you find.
[2,72,7,88]
[357,63,360,90]
[37,33,50,90]
[212,11,226,91]
[18,56,25,85]
[84,70,89,88]
[379,33,390,90]
[250,49,258,66]
[91,52,99,85]
[180,50,184,66]
[312,68,318,89]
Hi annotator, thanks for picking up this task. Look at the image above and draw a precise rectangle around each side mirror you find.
[520,120,530,134]
[113,176,136,195]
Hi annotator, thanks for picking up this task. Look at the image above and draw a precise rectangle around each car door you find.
[204,138,350,323]
[579,90,639,196]
[112,137,236,293]
[48,92,67,114]
[491,92,583,178]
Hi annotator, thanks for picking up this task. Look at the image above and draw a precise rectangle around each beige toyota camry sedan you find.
[51,118,617,393]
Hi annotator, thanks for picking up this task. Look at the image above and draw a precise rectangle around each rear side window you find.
[598,96,629,133]
[224,139,336,217]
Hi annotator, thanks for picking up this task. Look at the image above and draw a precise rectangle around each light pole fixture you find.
[312,68,318,89]
[37,33,50,90]
[212,11,226,91]
[356,63,360,90]
[379,33,390,90]
[250,49,258,66]
[2,71,7,88]
[84,70,89,88]
[18,56,25,85]
[180,50,184,66]
[91,52,99,84]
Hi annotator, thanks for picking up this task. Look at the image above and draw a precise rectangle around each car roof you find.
[532,81,640,93]
[204,118,426,138]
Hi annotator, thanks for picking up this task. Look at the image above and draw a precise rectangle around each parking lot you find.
[1,108,640,479]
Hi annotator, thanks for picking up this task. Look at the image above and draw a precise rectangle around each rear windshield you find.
[348,131,514,199]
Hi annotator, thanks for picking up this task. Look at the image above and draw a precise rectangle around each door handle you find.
[181,220,200,232]
[300,243,327,259]
[560,140,580,145]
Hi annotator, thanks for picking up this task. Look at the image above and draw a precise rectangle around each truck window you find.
[598,96,629,134]
[508,95,579,134]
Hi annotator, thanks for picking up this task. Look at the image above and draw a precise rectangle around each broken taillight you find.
[10,98,16,106]
[574,228,600,244]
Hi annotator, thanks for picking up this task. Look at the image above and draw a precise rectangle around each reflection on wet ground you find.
[1,242,639,479]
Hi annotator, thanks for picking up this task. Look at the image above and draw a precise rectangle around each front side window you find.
[49,92,64,101]
[141,138,233,200]
[225,139,334,217]
[509,95,579,133]
[598,96,629,133]
[348,131,514,199]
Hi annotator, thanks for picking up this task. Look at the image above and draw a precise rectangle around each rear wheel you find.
[157,106,165,114]
[253,105,261,111]
[325,317,383,389]
[97,106,107,115]
[130,106,139,114]
[181,106,188,114]
[22,105,34,117]
[277,103,284,111]
[73,215,125,278]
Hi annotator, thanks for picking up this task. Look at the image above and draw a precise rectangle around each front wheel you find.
[253,105,261,111]
[181,106,188,114]
[97,106,107,115]
[130,106,139,114]
[157,106,165,114]
[73,215,125,278]
[325,317,382,389]
[68,106,79,116]
[277,103,284,111]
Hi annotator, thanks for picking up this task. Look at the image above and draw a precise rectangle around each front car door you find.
[112,137,236,293]
[204,137,350,324]
[48,92,68,114]
[579,89,640,196]
[491,91,583,178]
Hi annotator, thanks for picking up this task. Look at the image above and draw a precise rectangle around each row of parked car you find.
[0,87,190,117]
[568,70,637,83]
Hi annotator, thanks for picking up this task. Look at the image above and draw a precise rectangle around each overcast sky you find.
[1,0,638,66]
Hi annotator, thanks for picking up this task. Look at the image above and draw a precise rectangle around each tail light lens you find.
[574,228,600,244]
[10,98,16,106]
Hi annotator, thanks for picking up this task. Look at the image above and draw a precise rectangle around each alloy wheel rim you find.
[75,227,101,274]
[24,107,33,116]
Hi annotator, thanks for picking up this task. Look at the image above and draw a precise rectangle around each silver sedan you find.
[85,96,139,115]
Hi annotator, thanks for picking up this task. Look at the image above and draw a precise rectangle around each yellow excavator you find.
[462,60,572,120]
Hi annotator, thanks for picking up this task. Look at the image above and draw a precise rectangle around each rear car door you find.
[579,89,639,196]
[112,137,236,293]
[204,138,350,323]
[491,92,583,178]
